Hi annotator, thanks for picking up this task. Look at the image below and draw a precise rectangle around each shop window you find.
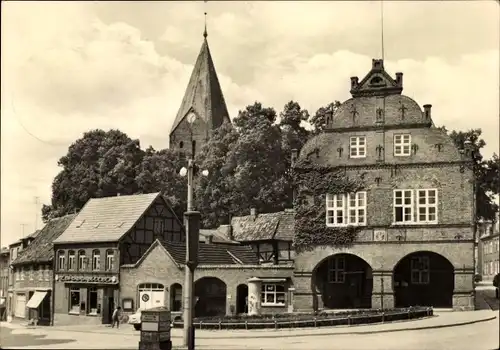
[69,287,80,314]
[261,283,286,306]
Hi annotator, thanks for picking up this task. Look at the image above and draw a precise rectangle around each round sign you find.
[141,294,150,302]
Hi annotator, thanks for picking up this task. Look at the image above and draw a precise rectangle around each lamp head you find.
[179,167,188,177]
[201,169,209,177]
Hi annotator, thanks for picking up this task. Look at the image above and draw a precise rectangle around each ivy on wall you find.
[292,158,365,252]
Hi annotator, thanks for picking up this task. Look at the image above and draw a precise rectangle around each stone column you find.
[453,269,475,311]
[287,287,295,313]
[371,270,394,309]
[247,277,262,316]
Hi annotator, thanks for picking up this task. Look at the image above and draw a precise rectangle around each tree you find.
[444,127,499,221]
[42,129,145,221]
[308,101,341,134]
[135,146,188,218]
[195,102,292,228]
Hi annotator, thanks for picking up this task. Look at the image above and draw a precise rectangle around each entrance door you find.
[138,283,165,310]
[236,284,248,314]
[15,294,26,318]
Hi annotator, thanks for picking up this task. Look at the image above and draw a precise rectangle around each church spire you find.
[203,11,208,39]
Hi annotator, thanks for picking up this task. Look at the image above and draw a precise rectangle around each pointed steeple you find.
[169,24,230,143]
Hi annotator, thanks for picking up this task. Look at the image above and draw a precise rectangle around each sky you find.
[1,1,499,246]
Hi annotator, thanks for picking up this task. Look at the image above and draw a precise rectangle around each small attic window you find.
[94,223,101,228]
[369,76,384,86]
[75,219,86,228]
[116,222,125,228]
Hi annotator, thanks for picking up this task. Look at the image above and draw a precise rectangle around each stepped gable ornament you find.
[337,147,343,157]
[376,145,384,159]
[349,59,403,98]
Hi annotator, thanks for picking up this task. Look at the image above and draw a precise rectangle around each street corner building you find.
[8,214,76,325]
[292,59,476,312]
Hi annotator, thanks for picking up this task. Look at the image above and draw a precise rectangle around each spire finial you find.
[203,11,208,38]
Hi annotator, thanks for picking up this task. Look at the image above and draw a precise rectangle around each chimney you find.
[250,208,257,219]
[423,104,432,119]
[350,76,359,90]
[372,59,384,70]
[395,72,403,87]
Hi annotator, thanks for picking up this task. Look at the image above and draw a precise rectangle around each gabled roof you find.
[11,214,76,266]
[200,226,239,244]
[350,58,403,98]
[169,37,230,136]
[158,239,259,266]
[230,210,295,242]
[53,192,162,244]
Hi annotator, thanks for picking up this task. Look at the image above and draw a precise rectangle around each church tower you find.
[169,17,231,157]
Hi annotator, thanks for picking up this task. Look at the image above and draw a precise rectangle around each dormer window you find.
[349,136,366,158]
[57,250,66,270]
[369,76,384,86]
[179,141,184,149]
[394,134,411,156]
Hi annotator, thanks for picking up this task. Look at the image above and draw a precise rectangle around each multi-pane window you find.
[261,284,286,306]
[349,136,366,158]
[20,267,25,281]
[68,251,76,270]
[92,250,100,271]
[394,190,414,223]
[328,256,345,283]
[326,192,367,226]
[394,134,411,156]
[57,251,66,270]
[411,256,430,284]
[105,250,114,271]
[78,250,86,271]
[69,287,80,313]
[417,190,438,223]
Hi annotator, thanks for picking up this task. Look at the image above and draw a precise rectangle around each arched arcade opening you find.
[194,277,227,317]
[393,251,454,308]
[313,254,373,309]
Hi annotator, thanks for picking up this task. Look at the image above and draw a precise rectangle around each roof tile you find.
[54,193,160,244]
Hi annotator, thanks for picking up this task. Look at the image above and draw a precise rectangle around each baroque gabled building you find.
[168,29,231,157]
[293,59,476,311]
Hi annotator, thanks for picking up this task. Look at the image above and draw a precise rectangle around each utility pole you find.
[34,196,39,231]
[20,224,28,238]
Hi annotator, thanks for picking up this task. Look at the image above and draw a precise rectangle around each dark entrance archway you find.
[169,283,182,312]
[313,254,373,309]
[393,251,454,308]
[236,284,248,314]
[194,277,227,317]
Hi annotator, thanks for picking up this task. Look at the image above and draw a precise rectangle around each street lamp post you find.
[179,157,208,350]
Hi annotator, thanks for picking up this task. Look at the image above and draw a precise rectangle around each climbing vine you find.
[292,158,365,253]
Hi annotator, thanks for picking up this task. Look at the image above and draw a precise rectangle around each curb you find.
[9,314,496,340]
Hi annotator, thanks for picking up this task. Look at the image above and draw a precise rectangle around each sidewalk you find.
[2,310,496,340]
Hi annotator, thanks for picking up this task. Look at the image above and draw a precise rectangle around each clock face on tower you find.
[186,112,197,124]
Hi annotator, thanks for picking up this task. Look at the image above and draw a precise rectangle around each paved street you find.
[1,310,498,350]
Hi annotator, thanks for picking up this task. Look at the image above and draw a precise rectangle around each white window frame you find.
[393,189,414,224]
[326,192,367,227]
[349,136,366,158]
[411,256,430,284]
[92,250,101,271]
[20,267,25,281]
[68,251,76,270]
[490,261,494,275]
[416,189,438,224]
[328,256,345,283]
[261,283,286,306]
[57,251,66,270]
[394,134,411,156]
[44,266,49,281]
[78,251,86,271]
[105,250,114,271]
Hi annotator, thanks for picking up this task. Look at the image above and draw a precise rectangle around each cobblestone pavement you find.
[1,310,498,350]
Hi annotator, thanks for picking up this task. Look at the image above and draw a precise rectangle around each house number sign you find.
[142,294,150,302]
